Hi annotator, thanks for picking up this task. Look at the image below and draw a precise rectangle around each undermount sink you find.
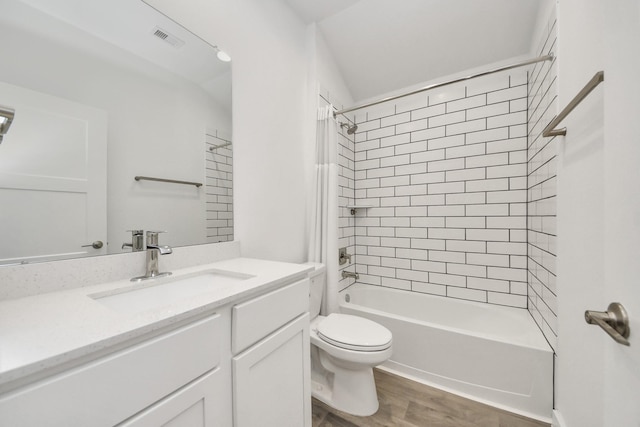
[91,270,254,314]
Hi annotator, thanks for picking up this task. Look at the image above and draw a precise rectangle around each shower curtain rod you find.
[333,54,554,118]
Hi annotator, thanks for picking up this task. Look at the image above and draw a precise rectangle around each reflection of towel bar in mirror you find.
[134,176,202,188]
[209,142,232,151]
[0,105,15,144]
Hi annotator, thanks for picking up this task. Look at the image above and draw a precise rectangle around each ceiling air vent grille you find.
[151,26,185,49]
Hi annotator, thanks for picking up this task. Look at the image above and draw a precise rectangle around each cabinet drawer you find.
[0,314,221,427]
[232,279,308,354]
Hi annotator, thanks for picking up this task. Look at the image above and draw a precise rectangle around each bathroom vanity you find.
[0,257,312,427]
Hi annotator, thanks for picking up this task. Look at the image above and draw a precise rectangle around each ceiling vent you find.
[151,26,185,49]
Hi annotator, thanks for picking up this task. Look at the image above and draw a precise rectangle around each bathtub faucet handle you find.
[339,247,352,265]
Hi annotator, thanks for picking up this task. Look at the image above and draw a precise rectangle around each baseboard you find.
[552,410,567,427]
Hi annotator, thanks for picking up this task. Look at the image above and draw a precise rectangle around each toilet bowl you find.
[306,263,392,416]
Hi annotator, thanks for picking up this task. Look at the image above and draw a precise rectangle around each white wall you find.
[314,28,355,111]
[0,4,231,253]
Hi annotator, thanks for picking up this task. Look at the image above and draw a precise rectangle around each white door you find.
[601,3,640,424]
[0,81,107,264]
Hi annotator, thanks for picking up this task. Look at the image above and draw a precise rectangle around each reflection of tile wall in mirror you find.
[0,0,232,265]
[205,131,234,243]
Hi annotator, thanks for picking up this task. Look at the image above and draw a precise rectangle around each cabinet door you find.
[233,314,310,427]
[120,368,224,427]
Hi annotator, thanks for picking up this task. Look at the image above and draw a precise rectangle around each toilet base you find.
[311,375,379,416]
[310,348,380,416]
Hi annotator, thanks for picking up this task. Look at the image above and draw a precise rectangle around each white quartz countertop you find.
[0,258,313,391]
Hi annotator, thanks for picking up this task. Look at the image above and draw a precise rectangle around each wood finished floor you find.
[312,369,550,427]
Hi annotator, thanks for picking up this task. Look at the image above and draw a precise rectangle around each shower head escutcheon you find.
[339,122,358,135]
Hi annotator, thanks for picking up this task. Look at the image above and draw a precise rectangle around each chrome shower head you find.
[340,122,358,135]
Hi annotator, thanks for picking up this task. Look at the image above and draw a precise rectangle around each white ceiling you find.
[285,0,542,102]
[10,0,231,110]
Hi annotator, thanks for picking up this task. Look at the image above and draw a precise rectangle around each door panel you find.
[602,2,640,424]
[0,81,107,263]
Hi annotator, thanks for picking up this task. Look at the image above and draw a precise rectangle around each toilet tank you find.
[304,262,326,319]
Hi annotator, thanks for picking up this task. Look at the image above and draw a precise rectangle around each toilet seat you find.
[317,313,392,352]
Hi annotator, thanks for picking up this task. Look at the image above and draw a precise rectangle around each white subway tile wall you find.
[527,11,558,352]
[205,132,233,243]
[352,69,529,308]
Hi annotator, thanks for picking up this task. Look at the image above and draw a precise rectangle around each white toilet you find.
[307,263,392,416]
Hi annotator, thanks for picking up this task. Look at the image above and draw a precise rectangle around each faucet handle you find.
[146,230,167,246]
[123,229,145,251]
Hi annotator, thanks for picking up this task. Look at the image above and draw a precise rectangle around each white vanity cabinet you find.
[0,314,224,427]
[0,262,312,427]
[231,279,311,427]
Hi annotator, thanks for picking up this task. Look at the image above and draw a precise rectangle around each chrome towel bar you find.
[543,71,604,137]
[134,176,202,188]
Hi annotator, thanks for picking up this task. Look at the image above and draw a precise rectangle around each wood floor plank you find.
[312,369,550,427]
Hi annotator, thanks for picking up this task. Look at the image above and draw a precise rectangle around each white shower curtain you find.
[308,105,339,315]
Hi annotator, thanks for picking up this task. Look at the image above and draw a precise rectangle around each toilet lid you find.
[317,313,392,351]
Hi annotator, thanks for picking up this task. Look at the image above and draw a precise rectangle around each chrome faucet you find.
[122,229,145,252]
[131,231,172,282]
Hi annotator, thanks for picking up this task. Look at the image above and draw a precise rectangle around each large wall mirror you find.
[0,0,233,265]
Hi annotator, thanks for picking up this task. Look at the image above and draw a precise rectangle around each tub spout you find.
[342,270,359,280]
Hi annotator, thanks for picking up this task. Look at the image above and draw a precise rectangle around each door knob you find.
[585,302,630,346]
[82,240,104,249]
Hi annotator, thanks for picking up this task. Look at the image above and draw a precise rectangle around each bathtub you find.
[339,283,553,422]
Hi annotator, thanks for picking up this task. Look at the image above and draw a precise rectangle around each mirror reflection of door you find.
[0,82,107,264]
